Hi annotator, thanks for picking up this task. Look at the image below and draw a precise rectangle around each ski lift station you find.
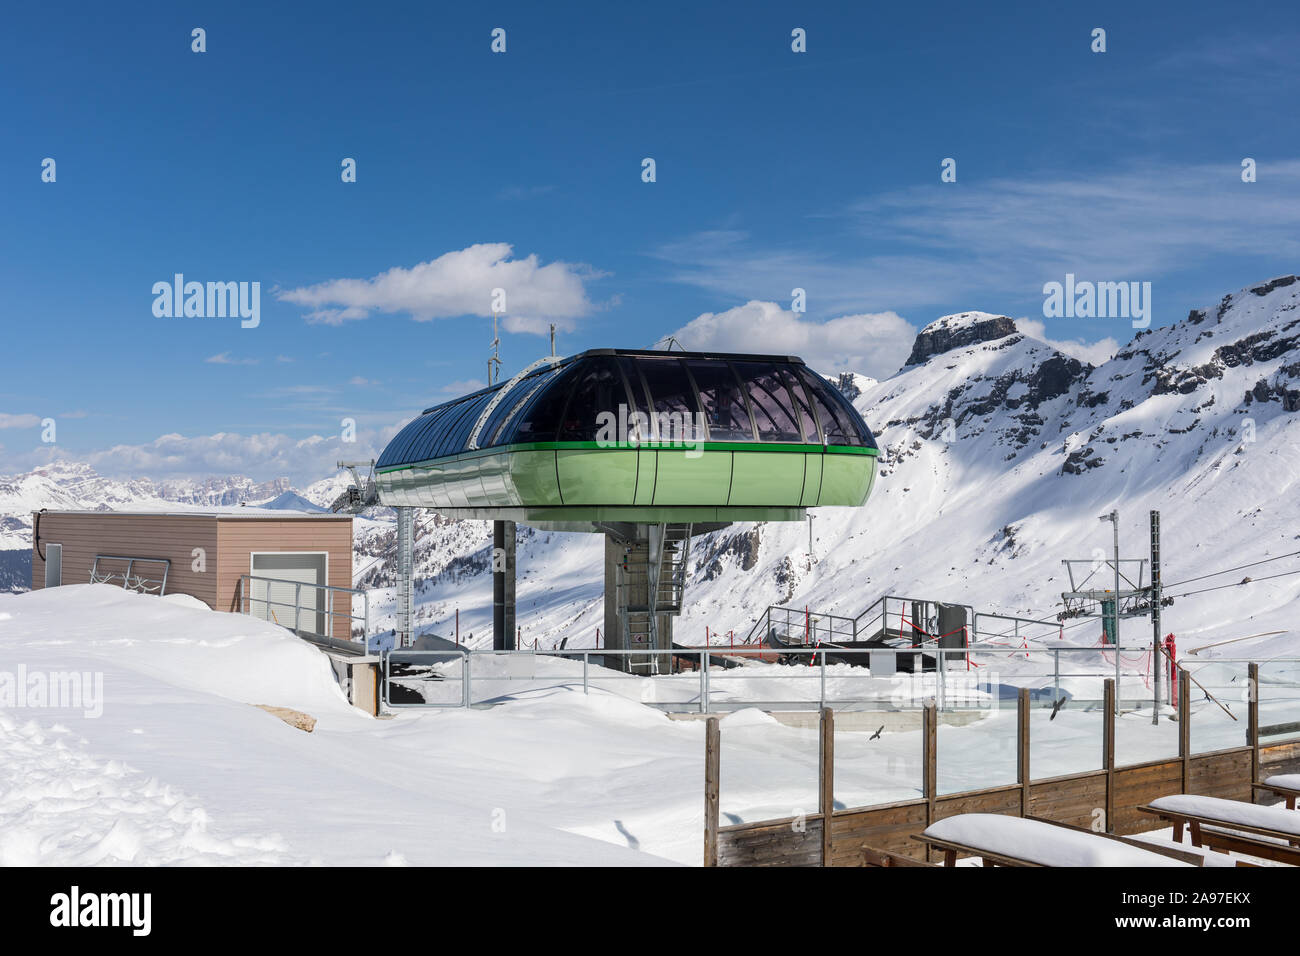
[26,347,880,683]
[341,347,880,668]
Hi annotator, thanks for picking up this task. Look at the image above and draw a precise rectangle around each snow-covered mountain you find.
[678,275,1300,645]
[0,461,294,571]
[354,275,1300,652]
[5,276,1299,653]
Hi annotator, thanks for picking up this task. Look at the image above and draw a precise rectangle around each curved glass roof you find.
[376,348,877,470]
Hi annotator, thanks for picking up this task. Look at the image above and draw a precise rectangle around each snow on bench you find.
[1148,795,1300,835]
[1264,774,1300,792]
[922,814,1189,867]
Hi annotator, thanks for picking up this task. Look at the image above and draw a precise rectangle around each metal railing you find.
[746,594,983,648]
[746,597,1110,651]
[383,648,471,709]
[236,573,371,655]
[973,610,1067,646]
[380,644,1168,714]
[89,554,170,595]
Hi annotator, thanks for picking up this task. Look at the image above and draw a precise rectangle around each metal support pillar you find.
[1150,510,1162,724]
[1101,509,1121,712]
[396,506,414,649]
[493,519,516,651]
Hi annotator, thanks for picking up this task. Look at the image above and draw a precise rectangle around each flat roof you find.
[33,509,350,520]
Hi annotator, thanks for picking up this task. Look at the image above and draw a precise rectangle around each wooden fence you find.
[705,665,1300,866]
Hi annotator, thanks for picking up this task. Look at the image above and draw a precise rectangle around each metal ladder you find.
[618,523,693,674]
[619,532,658,674]
[656,523,692,613]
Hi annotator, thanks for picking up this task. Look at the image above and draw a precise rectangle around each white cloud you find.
[13,425,406,487]
[205,352,259,365]
[278,243,600,332]
[655,162,1300,320]
[0,413,42,429]
[1015,319,1119,367]
[667,301,917,379]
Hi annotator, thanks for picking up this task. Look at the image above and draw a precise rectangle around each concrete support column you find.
[396,506,414,648]
[493,519,516,650]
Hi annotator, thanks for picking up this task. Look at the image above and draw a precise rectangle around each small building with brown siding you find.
[31,509,355,644]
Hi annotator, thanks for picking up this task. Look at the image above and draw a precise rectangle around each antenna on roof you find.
[651,335,686,352]
[488,311,503,386]
[549,323,556,357]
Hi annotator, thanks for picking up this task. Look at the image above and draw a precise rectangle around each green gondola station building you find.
[346,348,879,670]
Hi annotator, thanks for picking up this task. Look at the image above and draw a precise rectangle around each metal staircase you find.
[657,523,692,613]
[617,523,693,674]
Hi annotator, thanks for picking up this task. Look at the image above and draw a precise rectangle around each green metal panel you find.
[729,450,806,506]
[651,449,732,505]
[507,450,563,506]
[375,441,877,517]
[444,457,473,508]
[801,453,823,507]
[477,451,519,507]
[426,464,452,509]
[818,453,876,507]
[633,449,656,506]
[519,504,807,523]
[556,449,638,505]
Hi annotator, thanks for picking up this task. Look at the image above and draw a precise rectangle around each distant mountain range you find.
[0,463,343,590]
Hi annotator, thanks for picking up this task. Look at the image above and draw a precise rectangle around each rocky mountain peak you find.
[904,311,1019,366]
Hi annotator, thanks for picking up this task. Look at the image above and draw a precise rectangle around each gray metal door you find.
[44,544,62,588]
[250,553,327,636]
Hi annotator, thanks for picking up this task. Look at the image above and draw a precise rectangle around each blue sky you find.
[2,1,1299,484]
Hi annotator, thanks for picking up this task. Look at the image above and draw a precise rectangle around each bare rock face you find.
[905,312,1019,366]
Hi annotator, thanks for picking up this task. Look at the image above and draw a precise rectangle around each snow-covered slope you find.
[682,275,1300,648]
[7,584,1269,865]
[356,275,1300,654]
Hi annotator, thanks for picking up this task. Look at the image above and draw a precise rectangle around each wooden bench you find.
[1139,794,1300,865]
[861,846,935,867]
[916,814,1192,868]
[1253,774,1300,810]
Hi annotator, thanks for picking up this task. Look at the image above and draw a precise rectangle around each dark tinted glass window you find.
[733,362,803,442]
[378,417,421,467]
[685,360,754,441]
[445,392,495,455]
[617,357,654,444]
[508,363,582,443]
[476,370,549,449]
[400,409,446,462]
[636,358,704,443]
[558,357,629,441]
[486,373,550,446]
[822,378,876,448]
[796,367,862,446]
[430,399,478,458]
[782,367,820,443]
[386,403,452,466]
[419,401,461,459]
